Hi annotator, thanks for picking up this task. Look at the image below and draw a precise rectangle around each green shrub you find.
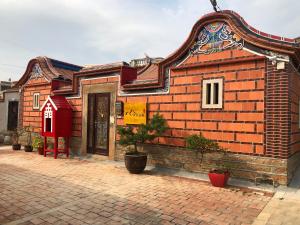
[32,135,44,149]
[117,113,168,153]
[186,133,221,163]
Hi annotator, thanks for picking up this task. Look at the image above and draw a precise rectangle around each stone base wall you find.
[20,134,82,156]
[70,137,82,156]
[115,144,288,185]
[287,151,300,183]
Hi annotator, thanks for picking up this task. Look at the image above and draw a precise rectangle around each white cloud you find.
[0,0,299,81]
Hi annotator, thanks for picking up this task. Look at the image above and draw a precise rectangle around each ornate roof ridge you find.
[201,10,296,45]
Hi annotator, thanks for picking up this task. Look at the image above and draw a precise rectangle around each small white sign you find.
[110,116,115,124]
[277,61,285,70]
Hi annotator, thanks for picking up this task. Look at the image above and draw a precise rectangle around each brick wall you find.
[289,64,300,156]
[67,98,82,137]
[19,88,24,129]
[265,61,290,159]
[22,78,51,132]
[117,49,266,155]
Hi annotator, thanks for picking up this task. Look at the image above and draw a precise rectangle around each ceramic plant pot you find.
[12,144,21,150]
[124,152,147,174]
[24,145,33,152]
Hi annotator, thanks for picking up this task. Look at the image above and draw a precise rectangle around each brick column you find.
[18,88,24,128]
[265,61,291,158]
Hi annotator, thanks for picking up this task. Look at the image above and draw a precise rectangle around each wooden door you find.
[87,93,110,155]
[7,101,18,131]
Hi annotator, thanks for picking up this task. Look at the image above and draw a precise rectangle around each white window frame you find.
[33,93,40,110]
[202,78,223,109]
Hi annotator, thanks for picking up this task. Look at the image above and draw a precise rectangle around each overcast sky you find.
[0,0,299,81]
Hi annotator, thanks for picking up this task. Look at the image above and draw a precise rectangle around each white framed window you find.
[202,78,223,109]
[33,93,40,109]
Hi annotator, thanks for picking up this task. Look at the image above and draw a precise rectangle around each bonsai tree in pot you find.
[23,126,33,152]
[186,133,229,187]
[32,135,44,155]
[12,128,23,150]
[117,113,168,174]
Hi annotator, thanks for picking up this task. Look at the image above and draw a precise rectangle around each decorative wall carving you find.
[190,22,244,55]
[29,64,42,80]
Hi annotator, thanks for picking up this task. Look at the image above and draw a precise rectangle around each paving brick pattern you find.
[0,149,271,225]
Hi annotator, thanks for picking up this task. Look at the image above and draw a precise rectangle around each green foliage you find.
[186,133,221,163]
[117,113,168,153]
[32,135,44,149]
[186,133,219,152]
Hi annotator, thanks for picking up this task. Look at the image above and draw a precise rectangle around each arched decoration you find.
[161,11,299,69]
[14,56,81,88]
[14,57,51,87]
[190,22,244,55]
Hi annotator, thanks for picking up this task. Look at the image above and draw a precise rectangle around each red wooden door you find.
[87,93,110,155]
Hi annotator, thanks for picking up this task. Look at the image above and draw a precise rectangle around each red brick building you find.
[15,11,300,184]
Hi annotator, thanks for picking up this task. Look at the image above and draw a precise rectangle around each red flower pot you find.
[208,170,230,187]
[38,147,44,155]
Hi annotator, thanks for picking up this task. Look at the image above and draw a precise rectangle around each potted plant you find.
[11,128,22,150]
[117,113,168,174]
[186,133,229,187]
[23,126,33,152]
[32,135,44,155]
[208,162,231,188]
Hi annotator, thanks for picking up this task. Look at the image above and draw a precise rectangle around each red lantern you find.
[41,96,72,159]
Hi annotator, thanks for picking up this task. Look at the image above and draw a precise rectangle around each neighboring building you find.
[0,81,20,131]
[0,80,13,91]
[15,11,300,185]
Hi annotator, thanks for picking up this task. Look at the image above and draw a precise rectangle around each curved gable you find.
[15,57,82,88]
[162,11,299,68]
[146,10,300,90]
[15,57,54,87]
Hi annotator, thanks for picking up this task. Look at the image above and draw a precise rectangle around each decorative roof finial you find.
[210,0,219,12]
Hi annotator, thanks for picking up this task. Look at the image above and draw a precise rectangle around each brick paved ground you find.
[0,149,271,225]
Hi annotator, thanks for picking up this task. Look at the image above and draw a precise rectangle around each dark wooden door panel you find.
[7,101,18,131]
[87,94,95,154]
[87,93,110,156]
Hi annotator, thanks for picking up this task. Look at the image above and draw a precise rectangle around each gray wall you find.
[0,90,20,132]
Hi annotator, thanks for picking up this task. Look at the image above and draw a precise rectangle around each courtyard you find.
[0,147,272,225]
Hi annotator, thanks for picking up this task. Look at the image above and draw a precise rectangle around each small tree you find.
[23,126,33,146]
[185,133,221,164]
[117,113,168,154]
[12,127,23,145]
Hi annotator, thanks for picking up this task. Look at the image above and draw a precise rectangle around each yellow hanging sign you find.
[124,102,147,125]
